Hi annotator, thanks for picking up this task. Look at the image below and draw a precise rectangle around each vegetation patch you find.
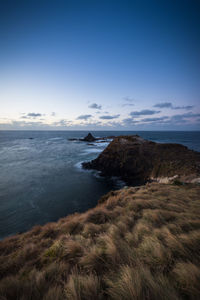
[0,183,200,299]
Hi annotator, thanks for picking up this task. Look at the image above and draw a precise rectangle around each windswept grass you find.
[0,183,200,299]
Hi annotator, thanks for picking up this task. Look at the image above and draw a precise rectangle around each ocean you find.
[0,130,200,239]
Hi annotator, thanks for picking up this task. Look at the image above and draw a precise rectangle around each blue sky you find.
[0,0,200,130]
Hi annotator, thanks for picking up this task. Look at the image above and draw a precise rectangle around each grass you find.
[0,182,200,299]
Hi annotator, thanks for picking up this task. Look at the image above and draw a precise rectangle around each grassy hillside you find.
[0,182,200,299]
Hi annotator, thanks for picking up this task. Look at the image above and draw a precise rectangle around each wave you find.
[48,137,64,141]
[81,148,103,155]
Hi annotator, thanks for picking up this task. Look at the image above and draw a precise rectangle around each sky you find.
[0,0,200,130]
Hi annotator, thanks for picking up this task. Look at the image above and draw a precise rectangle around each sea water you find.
[0,130,199,239]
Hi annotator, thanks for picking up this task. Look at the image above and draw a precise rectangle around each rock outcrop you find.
[68,133,115,142]
[80,133,96,142]
[82,135,200,185]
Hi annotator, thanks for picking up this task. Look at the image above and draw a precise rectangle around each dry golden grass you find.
[65,271,102,300]
[0,182,200,299]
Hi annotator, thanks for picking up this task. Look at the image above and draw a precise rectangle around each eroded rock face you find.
[82,135,200,185]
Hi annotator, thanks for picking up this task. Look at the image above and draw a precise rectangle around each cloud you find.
[122,103,135,107]
[52,119,71,126]
[122,118,138,126]
[138,112,200,127]
[137,113,200,126]
[122,97,135,107]
[27,113,43,117]
[130,109,160,116]
[51,112,56,116]
[78,121,102,127]
[1,120,45,128]
[170,112,200,121]
[20,113,43,119]
[140,116,168,122]
[76,114,92,120]
[172,105,194,110]
[123,96,134,102]
[154,102,172,108]
[99,114,120,120]
[122,116,168,126]
[154,102,194,110]
[88,103,102,110]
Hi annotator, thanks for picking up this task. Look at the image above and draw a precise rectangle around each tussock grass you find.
[0,183,200,299]
[86,207,112,224]
[172,262,200,299]
[65,271,102,300]
[60,220,84,235]
[105,265,179,300]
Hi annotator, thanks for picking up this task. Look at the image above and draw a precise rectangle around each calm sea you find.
[0,130,200,239]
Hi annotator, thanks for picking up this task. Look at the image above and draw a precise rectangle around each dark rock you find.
[80,133,96,142]
[68,138,78,141]
[96,140,109,143]
[68,134,115,142]
[82,135,200,185]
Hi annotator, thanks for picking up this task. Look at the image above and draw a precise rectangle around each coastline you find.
[0,134,200,299]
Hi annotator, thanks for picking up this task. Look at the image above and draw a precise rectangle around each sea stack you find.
[81,133,96,142]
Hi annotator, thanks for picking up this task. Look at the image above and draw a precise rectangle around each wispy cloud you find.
[122,103,135,107]
[154,102,194,110]
[140,116,168,122]
[122,96,135,107]
[21,113,43,119]
[76,114,92,120]
[170,112,200,121]
[123,96,134,102]
[88,103,102,110]
[172,105,194,110]
[137,112,200,126]
[52,119,71,126]
[99,114,120,120]
[130,109,160,116]
[122,118,137,126]
[1,120,45,128]
[154,102,172,108]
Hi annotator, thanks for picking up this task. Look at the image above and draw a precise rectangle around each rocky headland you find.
[0,134,200,299]
[83,135,200,185]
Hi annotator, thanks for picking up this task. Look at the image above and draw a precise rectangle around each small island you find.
[68,133,115,143]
